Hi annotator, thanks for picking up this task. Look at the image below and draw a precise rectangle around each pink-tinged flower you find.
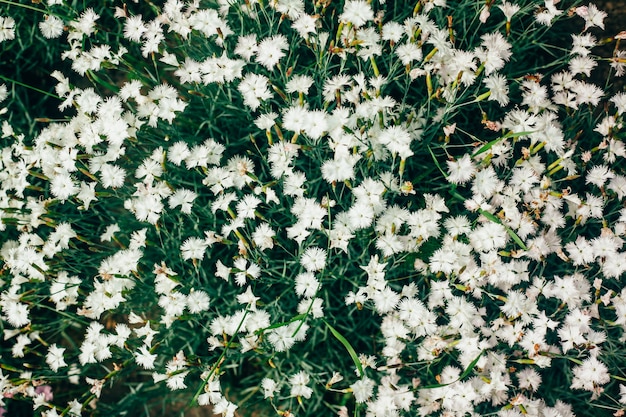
[575,4,607,31]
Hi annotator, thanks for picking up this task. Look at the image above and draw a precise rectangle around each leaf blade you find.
[323,320,364,377]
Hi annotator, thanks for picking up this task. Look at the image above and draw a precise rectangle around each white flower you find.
[254,112,278,130]
[572,80,603,107]
[297,297,324,318]
[570,356,610,391]
[472,166,501,198]
[261,378,278,398]
[101,223,120,242]
[347,202,375,231]
[569,56,597,77]
[535,0,562,26]
[39,15,64,39]
[429,247,459,275]
[378,125,413,159]
[282,105,309,134]
[0,84,7,102]
[135,344,157,369]
[302,110,328,140]
[12,334,31,358]
[135,322,158,346]
[611,92,626,115]
[86,377,104,398]
[236,194,261,219]
[187,290,210,313]
[234,34,258,61]
[180,237,209,261]
[301,246,327,272]
[564,236,595,266]
[166,142,190,166]
[252,223,275,251]
[329,223,354,253]
[372,287,400,314]
[0,16,15,42]
[267,326,295,352]
[118,79,142,102]
[50,172,79,201]
[256,34,288,70]
[620,384,626,404]
[483,73,510,106]
[396,42,423,66]
[77,181,97,210]
[351,377,375,403]
[586,165,614,187]
[166,372,188,390]
[340,1,374,28]
[274,0,305,19]
[185,139,225,168]
[444,215,471,237]
[123,14,146,42]
[235,287,260,311]
[571,33,596,56]
[498,1,520,21]
[238,73,273,111]
[289,371,313,399]
[286,74,314,94]
[382,21,404,42]
[575,4,607,31]
[43,409,61,417]
[169,188,197,214]
[294,272,319,298]
[213,398,238,417]
[608,175,626,199]
[215,260,231,281]
[70,8,99,38]
[375,232,405,257]
[323,74,351,103]
[470,222,508,252]
[292,14,317,38]
[99,164,126,188]
[446,154,476,185]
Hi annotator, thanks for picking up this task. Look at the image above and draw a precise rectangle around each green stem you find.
[0,75,61,100]
[191,308,250,405]
[0,0,48,14]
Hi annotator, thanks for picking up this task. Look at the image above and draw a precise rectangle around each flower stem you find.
[0,75,61,100]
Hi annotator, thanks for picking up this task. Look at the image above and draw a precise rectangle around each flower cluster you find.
[0,0,626,416]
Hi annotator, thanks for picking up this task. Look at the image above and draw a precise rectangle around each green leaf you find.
[458,349,484,380]
[506,227,528,251]
[256,314,307,334]
[472,131,533,158]
[478,209,528,251]
[477,209,500,224]
[419,350,484,389]
[323,320,364,377]
[427,145,447,178]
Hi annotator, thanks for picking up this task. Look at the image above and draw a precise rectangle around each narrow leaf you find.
[427,145,447,178]
[472,131,533,158]
[323,320,364,377]
[458,350,484,380]
[418,350,484,390]
[478,209,528,251]
[256,314,307,334]
[506,227,528,251]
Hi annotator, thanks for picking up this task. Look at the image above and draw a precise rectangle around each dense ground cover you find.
[0,0,626,416]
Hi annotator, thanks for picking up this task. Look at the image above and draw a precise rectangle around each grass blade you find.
[323,320,364,377]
